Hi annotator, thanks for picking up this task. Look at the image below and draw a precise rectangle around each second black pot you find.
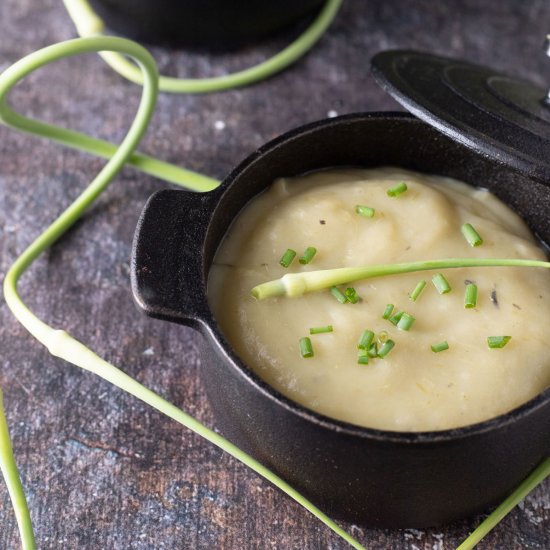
[89,0,326,50]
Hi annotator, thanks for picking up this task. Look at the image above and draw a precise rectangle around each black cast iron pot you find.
[89,0,325,49]
[131,113,550,528]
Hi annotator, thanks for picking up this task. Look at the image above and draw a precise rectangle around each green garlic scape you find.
[251,258,550,300]
[0,34,365,550]
[0,389,36,550]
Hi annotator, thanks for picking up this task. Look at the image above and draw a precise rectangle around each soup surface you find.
[208,168,550,431]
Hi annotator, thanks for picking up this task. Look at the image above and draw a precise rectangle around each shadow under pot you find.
[131,113,550,528]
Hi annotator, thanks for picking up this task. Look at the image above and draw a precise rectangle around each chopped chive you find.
[357,329,375,350]
[464,283,478,309]
[387,182,408,197]
[409,280,427,301]
[330,286,348,304]
[309,325,333,335]
[461,223,483,247]
[382,304,394,319]
[367,342,378,357]
[355,205,375,218]
[378,339,395,358]
[377,330,389,343]
[397,312,415,331]
[389,310,404,325]
[299,337,314,358]
[345,287,360,303]
[279,248,296,268]
[357,355,370,365]
[431,341,449,353]
[432,273,451,294]
[487,336,511,349]
[299,246,317,265]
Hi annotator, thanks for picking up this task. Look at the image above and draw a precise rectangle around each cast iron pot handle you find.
[131,188,217,328]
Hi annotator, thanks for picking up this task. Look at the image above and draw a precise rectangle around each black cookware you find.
[131,52,550,527]
[89,0,325,49]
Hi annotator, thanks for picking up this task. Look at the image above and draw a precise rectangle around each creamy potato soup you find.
[208,168,550,431]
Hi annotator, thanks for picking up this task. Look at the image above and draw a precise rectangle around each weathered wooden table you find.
[0,1,548,548]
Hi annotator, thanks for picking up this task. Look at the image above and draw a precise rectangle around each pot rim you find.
[203,112,550,445]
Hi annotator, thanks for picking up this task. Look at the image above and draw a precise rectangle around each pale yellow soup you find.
[208,168,550,431]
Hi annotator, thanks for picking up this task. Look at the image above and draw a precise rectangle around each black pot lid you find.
[371,49,550,183]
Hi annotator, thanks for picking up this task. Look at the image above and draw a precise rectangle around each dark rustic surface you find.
[0,0,549,548]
